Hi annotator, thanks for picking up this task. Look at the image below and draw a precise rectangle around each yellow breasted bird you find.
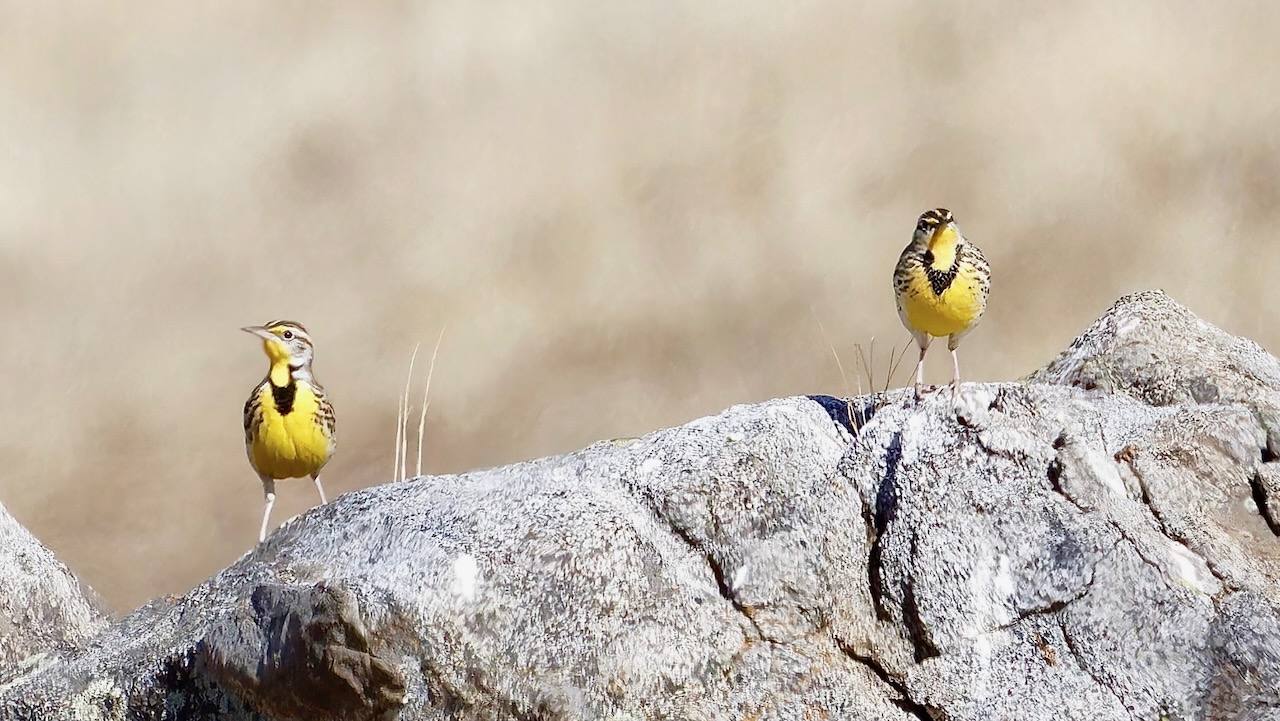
[241,320,336,542]
[893,208,991,402]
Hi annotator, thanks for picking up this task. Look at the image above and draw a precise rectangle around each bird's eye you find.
[282,330,294,340]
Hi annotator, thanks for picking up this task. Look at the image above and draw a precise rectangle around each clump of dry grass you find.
[393,328,446,482]
[853,338,912,399]
[816,318,910,431]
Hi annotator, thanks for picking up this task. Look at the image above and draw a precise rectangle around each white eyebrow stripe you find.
[264,321,312,342]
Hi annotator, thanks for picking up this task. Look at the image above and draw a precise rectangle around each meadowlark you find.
[893,208,990,402]
[241,320,336,542]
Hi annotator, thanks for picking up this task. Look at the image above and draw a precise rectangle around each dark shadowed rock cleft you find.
[197,581,407,720]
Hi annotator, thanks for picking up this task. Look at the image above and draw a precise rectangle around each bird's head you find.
[241,320,315,370]
[913,208,961,268]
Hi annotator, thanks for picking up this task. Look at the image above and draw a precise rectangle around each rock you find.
[1,290,1278,720]
[1030,289,1280,455]
[199,582,408,720]
[0,505,107,686]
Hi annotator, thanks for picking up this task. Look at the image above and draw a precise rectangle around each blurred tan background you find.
[1,2,1279,613]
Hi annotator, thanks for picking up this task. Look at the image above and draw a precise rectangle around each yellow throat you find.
[263,340,293,387]
[927,225,960,271]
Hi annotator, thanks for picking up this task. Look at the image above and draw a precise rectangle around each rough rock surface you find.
[1,290,1278,720]
[0,506,108,688]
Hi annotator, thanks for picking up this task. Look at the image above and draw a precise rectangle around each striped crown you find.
[916,208,954,232]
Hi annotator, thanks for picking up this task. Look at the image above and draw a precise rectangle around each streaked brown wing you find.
[243,380,267,444]
[311,378,337,452]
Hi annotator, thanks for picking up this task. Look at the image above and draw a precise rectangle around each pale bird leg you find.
[259,478,277,543]
[950,348,962,403]
[312,474,328,504]
[912,346,927,402]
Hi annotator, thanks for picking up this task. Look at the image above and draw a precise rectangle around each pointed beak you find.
[926,222,953,247]
[241,326,275,341]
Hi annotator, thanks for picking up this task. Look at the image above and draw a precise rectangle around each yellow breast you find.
[248,382,333,480]
[899,264,987,338]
